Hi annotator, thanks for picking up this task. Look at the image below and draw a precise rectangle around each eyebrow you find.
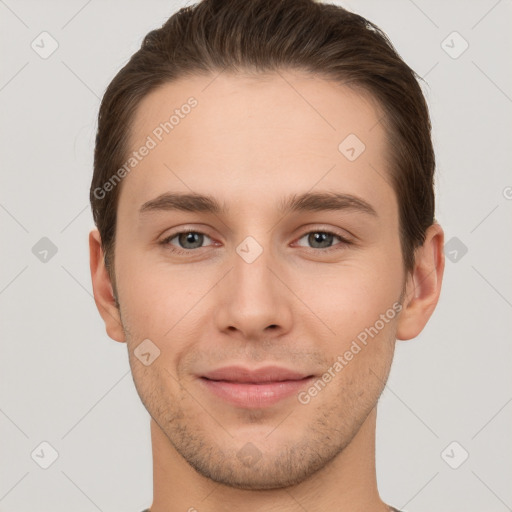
[139,191,377,217]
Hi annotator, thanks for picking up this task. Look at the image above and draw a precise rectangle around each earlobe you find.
[396,223,445,341]
[89,229,126,343]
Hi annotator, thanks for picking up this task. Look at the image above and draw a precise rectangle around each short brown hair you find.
[90,0,435,280]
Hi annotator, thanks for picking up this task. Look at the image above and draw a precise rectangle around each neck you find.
[149,407,388,512]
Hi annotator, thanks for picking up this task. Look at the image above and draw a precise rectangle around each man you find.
[89,0,444,510]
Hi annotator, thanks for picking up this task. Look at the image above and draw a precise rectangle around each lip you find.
[198,366,314,408]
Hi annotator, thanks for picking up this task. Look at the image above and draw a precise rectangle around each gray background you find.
[1,0,511,510]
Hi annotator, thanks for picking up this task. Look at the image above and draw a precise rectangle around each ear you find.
[89,229,125,343]
[396,222,445,340]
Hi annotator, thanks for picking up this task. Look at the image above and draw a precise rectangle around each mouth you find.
[198,366,315,408]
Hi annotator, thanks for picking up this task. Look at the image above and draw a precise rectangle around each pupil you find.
[311,232,331,248]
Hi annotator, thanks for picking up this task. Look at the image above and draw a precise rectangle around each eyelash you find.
[159,228,352,256]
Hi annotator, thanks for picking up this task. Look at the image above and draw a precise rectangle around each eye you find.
[161,230,214,254]
[159,228,352,257]
[295,230,351,252]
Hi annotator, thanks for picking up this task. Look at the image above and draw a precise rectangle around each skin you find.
[89,70,444,511]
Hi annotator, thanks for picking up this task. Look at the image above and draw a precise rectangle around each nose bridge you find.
[213,231,293,338]
[232,233,278,304]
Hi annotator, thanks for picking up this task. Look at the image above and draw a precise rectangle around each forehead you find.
[121,70,395,217]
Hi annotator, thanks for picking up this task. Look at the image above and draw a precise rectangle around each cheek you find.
[116,254,209,369]
[303,259,403,341]
[116,246,180,316]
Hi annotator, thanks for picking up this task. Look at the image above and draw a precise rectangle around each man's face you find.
[113,71,405,489]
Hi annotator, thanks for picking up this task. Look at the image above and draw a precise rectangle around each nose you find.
[213,239,293,342]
